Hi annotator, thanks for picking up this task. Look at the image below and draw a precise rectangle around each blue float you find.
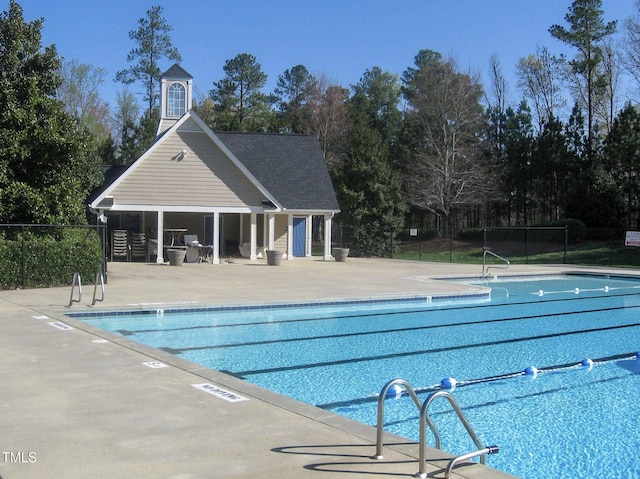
[440,377,457,390]
[385,384,403,398]
[581,358,594,370]
[524,366,538,377]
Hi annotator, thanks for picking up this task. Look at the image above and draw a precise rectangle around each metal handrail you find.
[482,249,509,275]
[417,390,487,478]
[444,445,499,479]
[373,379,440,460]
[92,272,105,305]
[68,272,82,307]
[374,381,498,478]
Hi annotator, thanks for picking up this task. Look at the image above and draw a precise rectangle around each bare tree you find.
[517,47,566,130]
[622,0,640,98]
[303,73,349,166]
[192,90,217,129]
[486,53,508,114]
[57,60,111,139]
[594,39,621,135]
[403,50,492,238]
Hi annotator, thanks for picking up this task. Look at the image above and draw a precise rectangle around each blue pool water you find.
[71,273,640,478]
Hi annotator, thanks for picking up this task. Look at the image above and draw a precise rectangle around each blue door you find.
[292,217,306,257]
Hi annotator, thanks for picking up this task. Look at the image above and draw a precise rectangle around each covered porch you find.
[100,207,334,264]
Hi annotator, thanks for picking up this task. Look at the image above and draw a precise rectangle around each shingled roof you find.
[162,64,193,80]
[214,131,340,212]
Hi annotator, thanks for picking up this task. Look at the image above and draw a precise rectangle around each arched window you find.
[167,82,186,117]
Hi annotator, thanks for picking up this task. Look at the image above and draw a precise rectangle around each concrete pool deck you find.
[0,257,625,478]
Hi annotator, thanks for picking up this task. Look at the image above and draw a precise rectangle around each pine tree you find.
[209,53,274,132]
[332,67,406,257]
[115,5,182,114]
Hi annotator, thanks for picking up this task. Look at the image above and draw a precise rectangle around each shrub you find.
[457,229,484,241]
[0,227,103,289]
[545,219,587,244]
[587,227,624,242]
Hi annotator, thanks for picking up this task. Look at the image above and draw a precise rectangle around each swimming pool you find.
[71,273,640,478]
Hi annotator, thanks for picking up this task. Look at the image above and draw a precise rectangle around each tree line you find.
[2,0,640,258]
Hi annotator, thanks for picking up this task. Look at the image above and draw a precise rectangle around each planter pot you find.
[266,250,283,266]
[333,247,350,262]
[167,248,186,266]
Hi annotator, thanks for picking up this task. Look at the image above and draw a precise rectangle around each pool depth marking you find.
[191,383,248,402]
[142,361,168,368]
[47,321,74,330]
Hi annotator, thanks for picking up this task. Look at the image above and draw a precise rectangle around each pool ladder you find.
[482,248,509,276]
[374,378,498,478]
[68,272,105,306]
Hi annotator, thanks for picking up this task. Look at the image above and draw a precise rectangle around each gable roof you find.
[89,110,339,213]
[89,110,272,208]
[214,131,340,212]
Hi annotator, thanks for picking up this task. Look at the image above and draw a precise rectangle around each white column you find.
[324,213,333,261]
[306,215,312,257]
[268,213,275,250]
[212,211,220,264]
[156,210,164,264]
[250,213,258,260]
[286,213,294,260]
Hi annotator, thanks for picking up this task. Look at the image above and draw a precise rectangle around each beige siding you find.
[111,129,264,207]
[274,215,288,252]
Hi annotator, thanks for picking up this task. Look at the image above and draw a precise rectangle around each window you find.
[167,82,186,116]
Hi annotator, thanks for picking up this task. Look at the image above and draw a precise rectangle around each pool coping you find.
[51,307,487,477]
[64,289,491,318]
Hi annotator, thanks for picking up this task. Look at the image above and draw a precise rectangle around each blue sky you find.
[14,0,637,112]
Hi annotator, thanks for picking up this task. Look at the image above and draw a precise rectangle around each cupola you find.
[157,64,194,135]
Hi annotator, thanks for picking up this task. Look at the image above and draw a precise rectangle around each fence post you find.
[564,225,568,264]
[609,228,613,267]
[21,224,25,289]
[101,223,108,284]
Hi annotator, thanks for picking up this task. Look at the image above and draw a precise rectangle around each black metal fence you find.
[0,224,107,289]
[333,224,640,269]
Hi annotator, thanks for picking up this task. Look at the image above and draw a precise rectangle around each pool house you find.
[88,65,340,264]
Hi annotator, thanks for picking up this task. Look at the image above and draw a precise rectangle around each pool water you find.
[73,273,640,478]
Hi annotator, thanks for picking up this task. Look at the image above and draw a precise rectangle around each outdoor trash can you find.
[167,249,186,266]
[266,250,283,266]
